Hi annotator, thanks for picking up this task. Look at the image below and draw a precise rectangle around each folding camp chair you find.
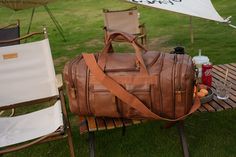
[103,6,147,46]
[0,20,20,47]
[0,29,75,157]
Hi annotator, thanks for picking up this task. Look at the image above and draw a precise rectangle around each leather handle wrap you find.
[83,53,201,121]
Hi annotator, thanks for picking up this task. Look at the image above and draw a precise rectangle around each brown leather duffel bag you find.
[63,32,200,121]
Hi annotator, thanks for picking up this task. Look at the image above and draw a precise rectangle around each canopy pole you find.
[27,8,35,35]
[189,16,194,44]
[44,5,66,41]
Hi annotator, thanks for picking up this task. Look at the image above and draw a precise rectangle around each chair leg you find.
[89,132,95,157]
[67,127,76,157]
[177,121,190,157]
[59,90,76,157]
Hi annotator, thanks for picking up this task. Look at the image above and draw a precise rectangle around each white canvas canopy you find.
[127,0,235,43]
[127,0,235,27]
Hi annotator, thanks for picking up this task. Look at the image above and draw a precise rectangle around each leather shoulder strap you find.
[82,53,200,121]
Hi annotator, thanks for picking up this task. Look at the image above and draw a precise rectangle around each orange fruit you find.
[200,89,208,95]
[197,92,205,98]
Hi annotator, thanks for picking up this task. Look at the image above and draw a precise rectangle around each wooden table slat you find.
[95,118,106,131]
[86,117,97,132]
[207,101,222,112]
[201,103,216,112]
[229,63,236,68]
[229,94,236,102]
[213,67,236,85]
[113,118,124,128]
[218,65,236,80]
[198,106,208,112]
[132,119,142,125]
[122,119,133,126]
[218,64,234,70]
[223,64,236,73]
[210,87,235,109]
[104,118,116,130]
[213,66,236,81]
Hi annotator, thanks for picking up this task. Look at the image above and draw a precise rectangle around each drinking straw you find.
[224,68,229,85]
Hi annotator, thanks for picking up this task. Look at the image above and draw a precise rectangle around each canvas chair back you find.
[0,21,20,47]
[0,37,58,108]
[103,7,140,35]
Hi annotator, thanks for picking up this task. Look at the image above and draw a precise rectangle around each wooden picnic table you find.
[78,63,236,134]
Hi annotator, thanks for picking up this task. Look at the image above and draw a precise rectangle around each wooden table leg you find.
[89,132,95,157]
[177,121,190,157]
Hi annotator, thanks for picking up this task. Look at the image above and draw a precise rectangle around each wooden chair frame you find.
[0,30,75,157]
[103,6,147,46]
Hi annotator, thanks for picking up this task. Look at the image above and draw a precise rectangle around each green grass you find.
[1,0,236,156]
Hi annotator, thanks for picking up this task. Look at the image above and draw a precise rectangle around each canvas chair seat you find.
[0,101,63,147]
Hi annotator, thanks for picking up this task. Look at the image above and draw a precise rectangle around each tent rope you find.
[224,16,236,29]
[229,24,236,29]
[44,5,66,41]
[27,8,35,35]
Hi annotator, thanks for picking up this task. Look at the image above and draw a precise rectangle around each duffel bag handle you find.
[103,31,147,53]
[98,31,149,76]
[83,53,201,121]
[105,31,136,44]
